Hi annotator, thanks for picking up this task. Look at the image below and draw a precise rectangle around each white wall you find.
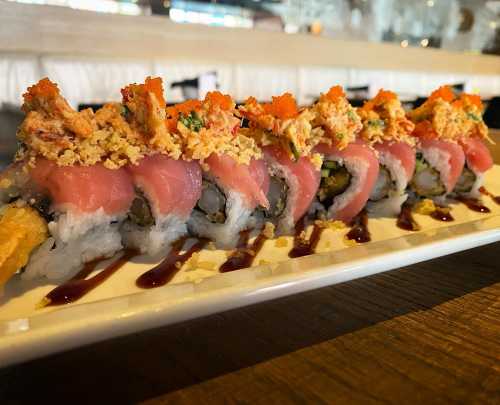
[1,54,499,108]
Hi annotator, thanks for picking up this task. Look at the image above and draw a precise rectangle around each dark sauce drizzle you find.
[479,187,500,205]
[289,217,324,258]
[455,196,491,213]
[220,230,268,273]
[396,202,421,232]
[346,210,371,243]
[136,237,208,289]
[430,206,454,222]
[43,186,500,305]
[43,249,138,306]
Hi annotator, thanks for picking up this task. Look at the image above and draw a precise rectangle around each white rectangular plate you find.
[1,165,500,368]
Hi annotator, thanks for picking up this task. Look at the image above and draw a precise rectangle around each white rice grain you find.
[188,189,253,249]
[23,209,124,280]
[368,152,411,216]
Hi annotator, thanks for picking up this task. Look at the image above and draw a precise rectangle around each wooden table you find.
[1,242,499,404]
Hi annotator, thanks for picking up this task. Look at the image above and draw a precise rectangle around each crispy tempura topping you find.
[453,93,491,142]
[22,78,94,139]
[17,77,185,168]
[93,103,147,168]
[357,89,415,146]
[121,77,181,158]
[239,94,316,161]
[408,86,491,143]
[14,79,491,170]
[408,86,464,141]
[168,92,261,165]
[17,78,98,165]
[310,86,362,150]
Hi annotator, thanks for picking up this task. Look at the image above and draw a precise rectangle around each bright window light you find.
[6,0,142,15]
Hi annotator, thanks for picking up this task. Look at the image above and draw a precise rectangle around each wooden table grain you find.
[1,242,499,404]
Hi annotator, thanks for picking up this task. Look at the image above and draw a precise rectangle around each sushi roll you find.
[408,86,466,203]
[239,94,321,233]
[357,90,416,216]
[123,155,202,255]
[2,78,138,281]
[452,93,494,197]
[166,92,270,248]
[25,159,135,280]
[119,78,202,255]
[310,86,379,223]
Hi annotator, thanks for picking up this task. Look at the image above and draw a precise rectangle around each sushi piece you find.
[310,86,379,223]
[0,78,144,283]
[119,78,201,255]
[357,90,416,216]
[25,159,135,280]
[408,86,466,202]
[166,92,270,248]
[123,155,202,255]
[239,94,321,233]
[452,93,494,197]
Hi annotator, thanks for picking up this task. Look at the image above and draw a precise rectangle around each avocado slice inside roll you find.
[317,160,352,207]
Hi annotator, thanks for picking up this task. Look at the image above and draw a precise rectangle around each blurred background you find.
[0,0,499,167]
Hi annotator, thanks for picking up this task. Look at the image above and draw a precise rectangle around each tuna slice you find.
[419,138,465,193]
[374,141,416,181]
[263,145,320,223]
[459,137,493,174]
[205,153,270,210]
[316,140,379,223]
[126,154,202,218]
[30,159,134,215]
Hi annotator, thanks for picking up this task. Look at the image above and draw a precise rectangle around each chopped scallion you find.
[289,142,300,161]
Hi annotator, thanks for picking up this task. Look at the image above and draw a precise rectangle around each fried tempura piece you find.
[0,204,48,286]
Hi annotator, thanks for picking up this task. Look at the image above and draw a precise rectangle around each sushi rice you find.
[189,184,254,249]
[367,152,409,217]
[24,209,125,280]
[122,214,187,256]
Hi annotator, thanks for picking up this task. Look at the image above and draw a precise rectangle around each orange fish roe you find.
[121,76,166,107]
[243,96,259,109]
[461,93,483,109]
[22,78,60,111]
[428,85,455,103]
[412,121,437,139]
[121,76,165,108]
[361,89,397,111]
[262,93,298,119]
[238,96,262,119]
[204,91,233,111]
[143,76,166,107]
[165,115,177,133]
[166,99,202,132]
[323,86,345,103]
[169,100,202,117]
